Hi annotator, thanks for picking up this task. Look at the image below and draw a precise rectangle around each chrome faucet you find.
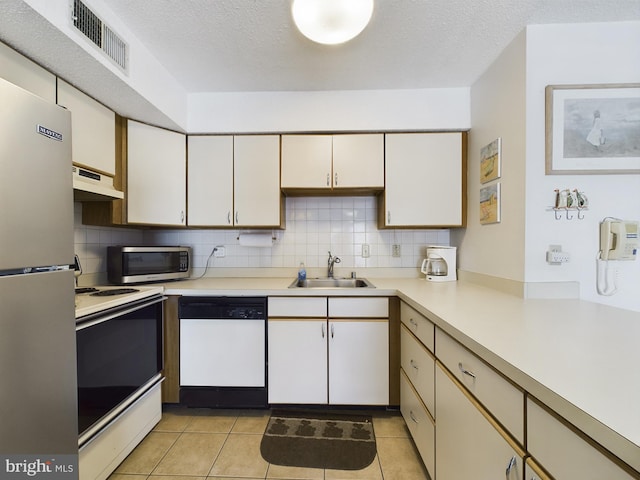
[327,251,341,278]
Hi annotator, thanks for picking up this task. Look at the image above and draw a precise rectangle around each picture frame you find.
[480,137,501,183]
[545,84,640,174]
[479,183,500,225]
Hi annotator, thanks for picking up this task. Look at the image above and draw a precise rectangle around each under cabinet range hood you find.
[73,165,124,201]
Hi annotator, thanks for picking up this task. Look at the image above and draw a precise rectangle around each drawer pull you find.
[410,359,419,371]
[409,318,418,329]
[409,410,419,424]
[505,456,517,478]
[458,362,476,379]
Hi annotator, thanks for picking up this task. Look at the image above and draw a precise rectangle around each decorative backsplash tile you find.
[74,197,450,277]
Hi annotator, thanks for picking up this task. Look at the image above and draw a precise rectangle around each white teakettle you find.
[421,246,457,282]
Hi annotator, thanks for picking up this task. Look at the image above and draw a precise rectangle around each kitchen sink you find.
[289,277,375,288]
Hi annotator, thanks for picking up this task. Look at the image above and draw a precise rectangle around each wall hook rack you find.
[549,188,588,220]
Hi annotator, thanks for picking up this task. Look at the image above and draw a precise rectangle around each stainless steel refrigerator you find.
[0,78,78,468]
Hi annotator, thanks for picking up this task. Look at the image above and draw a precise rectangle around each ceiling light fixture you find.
[291,0,374,45]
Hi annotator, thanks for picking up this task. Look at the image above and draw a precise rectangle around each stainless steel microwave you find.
[107,246,191,284]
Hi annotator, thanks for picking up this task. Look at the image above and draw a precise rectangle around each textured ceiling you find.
[0,0,638,130]
[105,0,640,92]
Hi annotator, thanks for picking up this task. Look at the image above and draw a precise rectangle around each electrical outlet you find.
[361,244,370,258]
[214,246,226,257]
[392,244,401,257]
[546,245,569,264]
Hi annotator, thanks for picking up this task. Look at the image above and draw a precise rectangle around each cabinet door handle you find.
[327,173,330,186]
[321,323,325,338]
[227,211,231,224]
[387,211,391,224]
[409,318,418,329]
[331,324,334,338]
[180,210,185,223]
[505,456,517,478]
[235,211,239,224]
[409,410,419,424]
[458,362,476,379]
[334,172,338,186]
[410,359,419,371]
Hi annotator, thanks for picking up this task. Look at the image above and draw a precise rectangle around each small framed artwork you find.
[480,183,500,224]
[545,84,640,174]
[480,137,501,183]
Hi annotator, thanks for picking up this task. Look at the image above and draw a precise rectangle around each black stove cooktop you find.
[75,287,99,294]
[90,288,140,297]
[75,287,140,296]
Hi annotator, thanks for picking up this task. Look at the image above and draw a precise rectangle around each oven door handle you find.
[76,296,166,331]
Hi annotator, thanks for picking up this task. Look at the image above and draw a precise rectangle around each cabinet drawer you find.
[268,297,327,317]
[328,297,388,318]
[400,371,435,478]
[436,328,524,444]
[527,398,636,479]
[400,324,435,415]
[400,302,434,352]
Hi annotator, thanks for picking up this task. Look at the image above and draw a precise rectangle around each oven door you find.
[76,296,164,445]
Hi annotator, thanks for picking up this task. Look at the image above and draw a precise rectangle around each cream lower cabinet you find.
[380,132,465,228]
[127,120,186,226]
[268,297,389,405]
[399,302,435,478]
[525,458,552,480]
[527,397,636,480]
[268,318,328,404]
[435,362,525,480]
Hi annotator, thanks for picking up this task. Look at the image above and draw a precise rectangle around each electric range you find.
[75,285,164,319]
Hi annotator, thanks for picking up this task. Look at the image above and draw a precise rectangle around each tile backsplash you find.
[74,196,450,281]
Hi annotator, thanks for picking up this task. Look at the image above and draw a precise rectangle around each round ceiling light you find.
[291,0,374,45]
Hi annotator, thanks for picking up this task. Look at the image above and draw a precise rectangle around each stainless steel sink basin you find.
[289,277,375,288]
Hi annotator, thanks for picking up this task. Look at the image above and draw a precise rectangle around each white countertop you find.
[162,275,640,472]
[75,285,164,319]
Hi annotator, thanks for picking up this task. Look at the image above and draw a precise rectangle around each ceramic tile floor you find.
[109,406,430,480]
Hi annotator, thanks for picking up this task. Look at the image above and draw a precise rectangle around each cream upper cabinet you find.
[187,135,282,227]
[281,135,332,189]
[332,134,384,189]
[57,79,116,176]
[127,120,186,226]
[187,136,233,226]
[281,134,384,191]
[233,135,282,227]
[0,41,55,102]
[381,132,465,228]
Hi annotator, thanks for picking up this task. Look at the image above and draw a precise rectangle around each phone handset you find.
[597,219,639,296]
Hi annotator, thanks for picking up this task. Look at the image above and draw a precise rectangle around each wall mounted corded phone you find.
[597,218,639,296]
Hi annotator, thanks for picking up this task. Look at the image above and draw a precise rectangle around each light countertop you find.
[75,285,164,319]
[162,276,639,472]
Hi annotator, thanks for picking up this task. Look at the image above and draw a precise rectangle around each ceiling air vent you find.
[71,0,128,71]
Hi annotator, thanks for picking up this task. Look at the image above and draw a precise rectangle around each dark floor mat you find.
[260,410,377,470]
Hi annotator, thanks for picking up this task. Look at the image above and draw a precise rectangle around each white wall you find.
[453,30,528,282]
[458,21,640,312]
[525,22,640,311]
[188,88,470,133]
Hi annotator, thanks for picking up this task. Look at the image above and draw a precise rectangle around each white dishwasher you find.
[179,296,267,408]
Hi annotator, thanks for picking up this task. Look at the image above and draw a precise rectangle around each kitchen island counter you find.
[162,276,640,473]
